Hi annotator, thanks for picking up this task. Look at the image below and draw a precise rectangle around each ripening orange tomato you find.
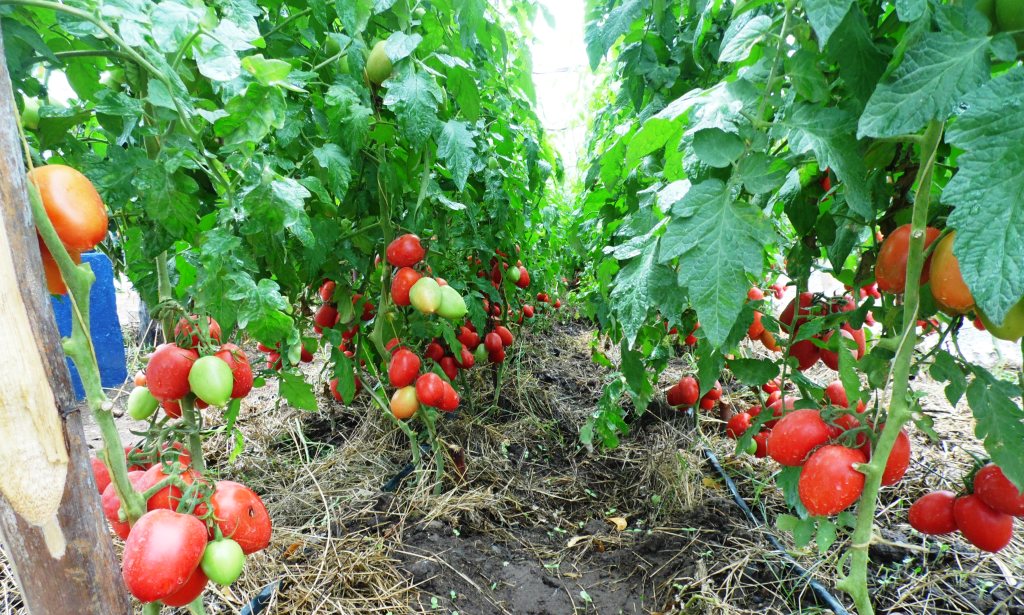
[929,232,974,314]
[28,165,108,251]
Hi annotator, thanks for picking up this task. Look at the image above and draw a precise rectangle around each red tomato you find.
[214,343,253,399]
[824,381,849,407]
[748,287,765,301]
[457,326,480,350]
[385,338,402,354]
[488,347,506,364]
[390,267,422,306]
[515,266,531,289]
[953,494,1014,552]
[726,413,752,439]
[767,409,832,466]
[102,470,146,539]
[438,381,460,412]
[973,463,1024,516]
[121,509,208,603]
[762,379,780,395]
[553,299,562,309]
[313,304,339,333]
[675,376,700,407]
[133,370,147,387]
[702,381,722,402]
[455,345,475,369]
[329,375,362,403]
[439,356,459,381]
[698,397,715,411]
[484,332,503,354]
[386,234,425,267]
[209,481,272,554]
[780,292,816,335]
[139,463,199,512]
[319,280,336,303]
[494,325,514,347]
[860,427,911,486]
[415,373,445,407]
[300,345,314,362]
[146,344,198,401]
[758,329,781,352]
[753,431,770,458]
[788,339,820,371]
[425,341,445,362]
[666,384,684,407]
[173,315,222,349]
[28,164,108,251]
[91,457,111,494]
[929,232,975,314]
[388,349,421,388]
[908,491,958,535]
[747,311,765,339]
[831,413,867,447]
[875,224,941,294]
[820,328,855,371]
[160,568,208,607]
[798,446,867,516]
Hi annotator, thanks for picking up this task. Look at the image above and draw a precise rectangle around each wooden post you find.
[0,28,132,614]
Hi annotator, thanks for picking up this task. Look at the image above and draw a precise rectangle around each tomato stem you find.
[835,119,944,614]
[179,396,207,474]
[25,181,148,524]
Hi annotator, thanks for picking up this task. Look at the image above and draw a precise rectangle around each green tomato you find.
[977,0,998,28]
[365,40,393,85]
[21,97,39,130]
[487,157,499,170]
[978,297,1024,341]
[188,356,234,406]
[508,266,521,284]
[201,538,245,586]
[126,386,159,420]
[743,439,758,456]
[436,285,467,320]
[473,344,488,365]
[325,36,342,57]
[409,278,441,314]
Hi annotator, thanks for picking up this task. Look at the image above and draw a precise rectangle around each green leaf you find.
[242,54,295,88]
[437,120,476,191]
[625,118,678,170]
[611,241,658,347]
[802,0,855,48]
[691,128,745,168]
[966,370,1024,490]
[943,67,1024,323]
[857,30,990,138]
[383,31,422,62]
[785,49,830,103]
[214,85,287,147]
[336,0,372,34]
[718,14,773,63]
[774,103,872,219]
[658,180,770,348]
[194,34,241,81]
[279,371,318,411]
[929,350,967,406]
[825,7,886,106]
[816,519,838,553]
[896,0,927,22]
[584,0,646,69]
[312,144,352,198]
[729,358,779,386]
[736,153,789,194]
[382,69,442,149]
[151,1,204,53]
[647,262,687,323]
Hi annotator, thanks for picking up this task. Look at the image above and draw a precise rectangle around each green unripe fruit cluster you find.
[366,41,393,85]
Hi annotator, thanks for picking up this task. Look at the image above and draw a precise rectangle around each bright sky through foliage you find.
[529,0,591,176]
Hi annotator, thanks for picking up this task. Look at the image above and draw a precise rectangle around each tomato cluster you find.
[127,315,253,421]
[90,444,270,605]
[778,292,867,372]
[28,165,108,295]
[908,463,1023,553]
[665,376,722,412]
[873,225,1024,341]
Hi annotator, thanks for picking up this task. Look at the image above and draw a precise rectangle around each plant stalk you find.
[836,120,944,614]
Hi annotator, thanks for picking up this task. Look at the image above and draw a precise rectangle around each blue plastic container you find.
[50,252,128,399]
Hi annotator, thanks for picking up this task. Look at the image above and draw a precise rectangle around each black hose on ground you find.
[702,447,851,615]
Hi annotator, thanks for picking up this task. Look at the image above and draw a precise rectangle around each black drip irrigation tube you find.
[702,447,851,615]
